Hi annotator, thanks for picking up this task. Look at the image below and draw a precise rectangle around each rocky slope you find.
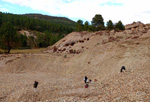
[0,22,150,102]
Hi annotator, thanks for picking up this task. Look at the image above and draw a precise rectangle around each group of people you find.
[33,66,126,90]
[83,66,126,88]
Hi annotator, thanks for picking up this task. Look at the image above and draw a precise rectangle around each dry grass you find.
[0,48,46,54]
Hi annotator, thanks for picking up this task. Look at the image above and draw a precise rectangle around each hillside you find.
[0,22,150,101]
[0,12,75,49]
[23,13,76,29]
[0,12,75,32]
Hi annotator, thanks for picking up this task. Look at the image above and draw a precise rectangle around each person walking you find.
[84,76,88,83]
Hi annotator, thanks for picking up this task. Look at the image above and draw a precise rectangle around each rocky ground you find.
[0,22,150,102]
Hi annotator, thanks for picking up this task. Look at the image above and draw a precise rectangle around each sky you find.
[0,0,150,25]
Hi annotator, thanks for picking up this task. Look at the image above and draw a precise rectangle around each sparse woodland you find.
[0,12,75,53]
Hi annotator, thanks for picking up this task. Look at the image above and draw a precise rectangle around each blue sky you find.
[0,0,150,24]
[0,1,48,14]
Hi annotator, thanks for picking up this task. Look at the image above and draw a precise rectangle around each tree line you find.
[24,13,76,29]
[0,12,74,33]
[76,14,125,31]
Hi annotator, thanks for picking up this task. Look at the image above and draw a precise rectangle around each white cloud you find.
[0,8,9,12]
[2,0,150,24]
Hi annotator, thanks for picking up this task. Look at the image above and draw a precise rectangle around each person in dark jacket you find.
[84,76,88,83]
[120,66,126,72]
[33,81,39,92]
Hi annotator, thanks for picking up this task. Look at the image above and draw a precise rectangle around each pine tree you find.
[115,21,125,30]
[84,21,89,31]
[76,20,83,31]
[92,14,105,30]
[0,22,18,53]
[106,20,114,30]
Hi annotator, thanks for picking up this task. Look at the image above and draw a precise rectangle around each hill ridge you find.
[23,13,75,22]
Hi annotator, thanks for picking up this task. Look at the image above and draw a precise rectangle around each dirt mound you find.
[0,22,150,101]
[45,22,150,55]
